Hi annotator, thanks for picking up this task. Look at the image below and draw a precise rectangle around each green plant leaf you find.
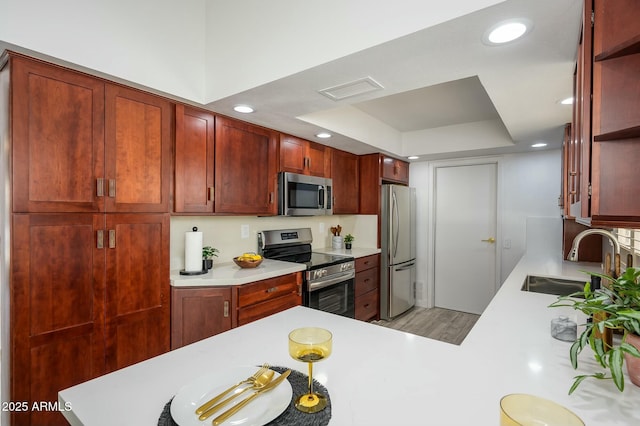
[569,375,589,395]
[620,341,640,358]
[610,349,624,392]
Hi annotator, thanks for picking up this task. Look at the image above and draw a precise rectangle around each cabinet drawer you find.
[237,293,301,326]
[237,273,301,308]
[355,254,380,272]
[355,289,378,322]
[355,267,379,296]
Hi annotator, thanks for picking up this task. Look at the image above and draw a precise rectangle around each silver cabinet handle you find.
[223,301,229,317]
[97,230,104,249]
[108,230,116,248]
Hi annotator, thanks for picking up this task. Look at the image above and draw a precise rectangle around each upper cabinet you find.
[279,134,331,177]
[214,116,278,215]
[569,0,640,226]
[381,156,410,184]
[174,112,279,215]
[331,148,360,214]
[359,154,410,215]
[104,84,172,213]
[174,105,215,213]
[11,56,105,213]
[10,55,172,214]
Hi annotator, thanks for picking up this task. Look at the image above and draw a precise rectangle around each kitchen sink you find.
[521,275,586,297]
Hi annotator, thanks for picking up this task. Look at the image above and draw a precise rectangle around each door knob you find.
[481,237,496,243]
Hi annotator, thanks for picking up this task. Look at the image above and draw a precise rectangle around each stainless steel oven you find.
[305,262,355,318]
[258,228,355,318]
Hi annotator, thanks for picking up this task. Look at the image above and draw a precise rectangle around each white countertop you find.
[170,259,306,287]
[60,253,640,425]
[170,247,379,287]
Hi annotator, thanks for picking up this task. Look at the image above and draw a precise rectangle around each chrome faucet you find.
[566,228,620,262]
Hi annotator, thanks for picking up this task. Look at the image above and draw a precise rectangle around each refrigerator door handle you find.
[394,262,416,271]
[392,190,399,259]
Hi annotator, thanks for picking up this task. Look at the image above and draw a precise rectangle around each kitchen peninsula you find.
[59,254,639,425]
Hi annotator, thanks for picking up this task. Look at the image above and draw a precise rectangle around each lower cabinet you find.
[11,212,170,426]
[354,254,380,321]
[170,287,233,349]
[236,273,302,326]
[171,272,302,349]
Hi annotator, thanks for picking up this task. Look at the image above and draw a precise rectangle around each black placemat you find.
[159,365,332,426]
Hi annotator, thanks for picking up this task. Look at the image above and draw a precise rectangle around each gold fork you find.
[195,364,269,415]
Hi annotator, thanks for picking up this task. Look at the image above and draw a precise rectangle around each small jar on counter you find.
[551,316,577,342]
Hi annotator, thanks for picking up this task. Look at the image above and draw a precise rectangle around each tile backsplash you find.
[170,215,378,270]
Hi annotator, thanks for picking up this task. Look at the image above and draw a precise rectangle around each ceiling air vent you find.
[318,76,384,101]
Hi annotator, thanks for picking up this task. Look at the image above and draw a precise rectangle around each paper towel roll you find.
[184,227,203,272]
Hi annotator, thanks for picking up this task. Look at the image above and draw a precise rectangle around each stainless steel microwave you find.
[278,172,332,216]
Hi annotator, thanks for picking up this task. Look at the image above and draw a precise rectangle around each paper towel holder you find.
[180,226,208,276]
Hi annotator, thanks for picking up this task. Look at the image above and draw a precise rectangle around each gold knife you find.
[212,369,291,426]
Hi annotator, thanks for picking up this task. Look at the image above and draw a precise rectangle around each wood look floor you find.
[372,307,480,345]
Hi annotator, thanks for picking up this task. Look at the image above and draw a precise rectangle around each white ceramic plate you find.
[171,366,292,426]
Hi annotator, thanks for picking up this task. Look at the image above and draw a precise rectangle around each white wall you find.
[500,149,563,279]
[409,149,562,308]
[170,215,378,270]
[0,0,207,103]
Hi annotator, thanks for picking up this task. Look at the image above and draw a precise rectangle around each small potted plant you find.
[550,267,640,393]
[344,234,354,250]
[202,246,219,270]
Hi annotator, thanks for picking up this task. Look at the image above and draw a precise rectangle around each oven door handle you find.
[308,270,355,292]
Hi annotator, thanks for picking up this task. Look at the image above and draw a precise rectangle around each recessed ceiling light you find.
[483,19,532,45]
[316,132,332,139]
[560,97,574,105]
[407,156,419,160]
[233,105,254,113]
[531,143,547,148]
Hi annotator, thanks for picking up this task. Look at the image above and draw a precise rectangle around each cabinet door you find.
[331,149,359,214]
[171,287,232,349]
[280,134,307,175]
[11,56,105,213]
[382,156,409,184]
[174,104,215,213]
[104,213,170,371]
[105,84,172,213]
[307,141,331,177]
[280,135,330,177]
[11,214,106,426]
[215,116,278,215]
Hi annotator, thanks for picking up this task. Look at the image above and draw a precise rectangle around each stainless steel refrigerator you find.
[380,184,416,320]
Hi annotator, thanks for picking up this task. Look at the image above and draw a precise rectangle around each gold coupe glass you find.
[288,327,332,413]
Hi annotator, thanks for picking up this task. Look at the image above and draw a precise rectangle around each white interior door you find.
[434,163,497,315]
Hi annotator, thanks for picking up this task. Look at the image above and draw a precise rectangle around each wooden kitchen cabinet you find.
[104,213,170,372]
[10,212,170,425]
[11,214,106,426]
[331,148,360,214]
[279,133,331,177]
[10,54,172,214]
[171,286,233,349]
[381,155,410,184]
[589,0,640,222]
[174,104,215,213]
[354,254,380,321]
[567,0,640,226]
[104,84,172,213]
[359,153,410,215]
[236,272,302,326]
[11,55,105,213]
[214,116,278,215]
[4,52,171,425]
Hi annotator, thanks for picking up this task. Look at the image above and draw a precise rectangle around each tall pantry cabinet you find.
[2,52,172,425]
